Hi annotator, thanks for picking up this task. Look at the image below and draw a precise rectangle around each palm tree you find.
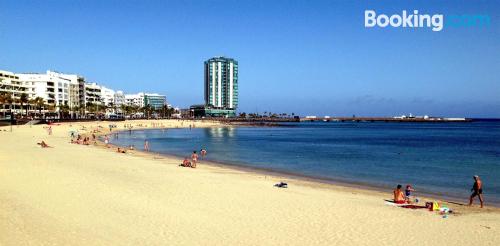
[142,104,153,119]
[4,93,14,115]
[86,102,95,116]
[34,97,46,115]
[0,92,6,117]
[120,104,127,115]
[19,93,29,116]
[71,105,80,119]
[59,103,70,119]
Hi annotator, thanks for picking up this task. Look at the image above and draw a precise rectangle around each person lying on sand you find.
[393,184,406,204]
[37,141,51,148]
[117,147,126,153]
[181,157,191,167]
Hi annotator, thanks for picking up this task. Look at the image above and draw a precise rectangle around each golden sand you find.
[1,120,499,245]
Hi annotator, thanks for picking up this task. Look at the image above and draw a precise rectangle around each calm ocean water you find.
[111,121,500,205]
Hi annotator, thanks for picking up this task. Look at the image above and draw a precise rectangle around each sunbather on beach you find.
[182,157,191,167]
[393,184,406,204]
[37,141,51,148]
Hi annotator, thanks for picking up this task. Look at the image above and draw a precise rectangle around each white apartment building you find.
[0,70,31,114]
[100,86,115,107]
[114,90,125,107]
[125,93,145,108]
[2,68,168,117]
[17,70,79,109]
[84,82,101,105]
[0,70,31,98]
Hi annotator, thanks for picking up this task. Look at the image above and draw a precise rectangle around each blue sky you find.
[1,0,499,117]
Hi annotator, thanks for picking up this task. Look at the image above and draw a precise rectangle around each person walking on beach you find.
[104,135,109,147]
[200,149,207,159]
[144,140,150,152]
[48,126,52,135]
[469,175,484,208]
[191,151,198,168]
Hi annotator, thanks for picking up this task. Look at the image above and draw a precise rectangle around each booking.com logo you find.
[364,10,491,32]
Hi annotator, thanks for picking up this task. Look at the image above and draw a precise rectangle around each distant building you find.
[125,93,144,108]
[100,86,115,107]
[125,92,166,109]
[114,90,125,108]
[191,56,238,117]
[143,93,166,110]
[0,70,29,114]
[17,70,78,109]
[84,82,102,105]
[204,56,238,109]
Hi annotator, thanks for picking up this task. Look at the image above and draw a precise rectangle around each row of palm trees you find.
[0,92,177,119]
[0,92,49,117]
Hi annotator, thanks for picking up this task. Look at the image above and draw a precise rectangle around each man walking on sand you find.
[469,175,484,208]
[144,140,150,152]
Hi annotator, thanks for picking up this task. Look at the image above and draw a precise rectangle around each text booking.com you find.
[364,10,490,32]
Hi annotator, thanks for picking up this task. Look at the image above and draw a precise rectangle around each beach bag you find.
[426,202,440,211]
[432,202,440,211]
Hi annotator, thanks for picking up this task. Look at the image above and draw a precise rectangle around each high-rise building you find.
[204,57,238,110]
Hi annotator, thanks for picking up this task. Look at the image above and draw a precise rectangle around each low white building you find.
[125,93,145,108]
[100,86,115,107]
[114,90,125,107]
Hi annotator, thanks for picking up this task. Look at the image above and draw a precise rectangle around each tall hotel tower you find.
[204,57,238,110]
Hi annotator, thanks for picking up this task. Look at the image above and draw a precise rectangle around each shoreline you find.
[103,126,500,210]
[2,120,500,245]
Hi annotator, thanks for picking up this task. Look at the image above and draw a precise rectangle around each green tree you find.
[19,93,29,116]
[0,92,6,117]
[59,103,70,119]
[4,93,14,114]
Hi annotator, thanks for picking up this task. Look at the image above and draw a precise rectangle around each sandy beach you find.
[1,120,499,245]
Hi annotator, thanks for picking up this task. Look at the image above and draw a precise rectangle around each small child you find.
[405,185,416,202]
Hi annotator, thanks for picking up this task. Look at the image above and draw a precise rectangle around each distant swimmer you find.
[144,140,150,152]
[469,175,484,208]
[200,149,207,159]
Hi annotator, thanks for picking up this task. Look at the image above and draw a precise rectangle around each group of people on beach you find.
[180,149,207,168]
[393,184,416,204]
[393,175,485,208]
[70,133,96,146]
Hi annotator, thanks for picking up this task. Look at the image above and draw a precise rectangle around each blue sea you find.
[110,121,500,205]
